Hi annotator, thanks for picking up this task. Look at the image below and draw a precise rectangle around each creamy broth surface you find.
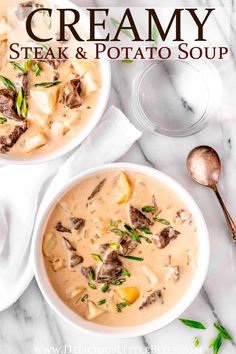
[43,171,198,327]
[0,1,101,159]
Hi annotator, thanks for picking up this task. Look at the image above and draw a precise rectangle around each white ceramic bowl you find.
[0,0,111,164]
[33,163,209,337]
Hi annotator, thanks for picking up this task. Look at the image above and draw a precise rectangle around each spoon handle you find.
[214,186,236,243]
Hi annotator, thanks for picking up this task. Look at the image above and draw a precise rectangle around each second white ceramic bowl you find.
[33,163,209,337]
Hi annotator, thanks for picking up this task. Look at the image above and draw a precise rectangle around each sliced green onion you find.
[98,299,106,305]
[122,255,144,261]
[122,268,131,277]
[154,217,170,225]
[91,253,103,262]
[88,283,97,290]
[142,206,156,213]
[116,301,129,312]
[101,282,109,293]
[112,278,126,286]
[0,117,7,124]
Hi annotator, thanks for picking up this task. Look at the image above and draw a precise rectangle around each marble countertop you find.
[1,0,236,353]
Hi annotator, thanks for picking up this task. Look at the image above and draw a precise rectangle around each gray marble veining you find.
[1,0,236,353]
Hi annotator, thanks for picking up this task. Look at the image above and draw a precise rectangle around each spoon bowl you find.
[187,145,236,242]
[187,146,221,189]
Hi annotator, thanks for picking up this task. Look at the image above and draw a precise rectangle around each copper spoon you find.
[186,145,236,243]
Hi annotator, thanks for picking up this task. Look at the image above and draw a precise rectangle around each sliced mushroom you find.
[165,255,180,282]
[96,250,122,283]
[48,256,66,272]
[55,222,71,233]
[129,205,154,229]
[139,290,163,310]
[174,209,191,224]
[63,237,83,267]
[142,265,158,285]
[86,301,106,320]
[88,179,106,201]
[70,217,85,231]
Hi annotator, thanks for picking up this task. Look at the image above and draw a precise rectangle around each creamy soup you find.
[0,1,101,159]
[42,171,198,327]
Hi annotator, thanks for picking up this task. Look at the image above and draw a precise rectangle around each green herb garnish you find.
[151,24,158,46]
[122,268,131,277]
[33,62,41,76]
[88,283,97,290]
[81,294,88,302]
[210,334,222,354]
[10,60,30,75]
[98,299,106,305]
[124,224,141,243]
[140,235,152,244]
[116,301,129,312]
[111,228,127,237]
[112,278,126,286]
[122,255,144,261]
[110,220,122,228]
[122,59,133,64]
[179,318,206,330]
[91,253,103,262]
[88,270,95,282]
[142,206,156,213]
[214,322,232,340]
[34,81,61,88]
[154,217,170,225]
[16,87,28,118]
[101,282,109,293]
[0,117,7,124]
[139,227,152,234]
[194,336,200,347]
[0,75,16,92]
[109,243,120,249]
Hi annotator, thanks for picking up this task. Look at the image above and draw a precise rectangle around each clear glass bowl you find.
[132,60,222,137]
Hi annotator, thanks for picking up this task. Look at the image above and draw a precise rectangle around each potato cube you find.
[82,73,98,96]
[23,133,46,152]
[30,86,59,115]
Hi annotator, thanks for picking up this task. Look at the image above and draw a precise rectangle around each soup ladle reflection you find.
[186,145,236,243]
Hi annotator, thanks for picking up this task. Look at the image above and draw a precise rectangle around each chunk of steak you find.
[161,226,180,240]
[0,89,18,121]
[139,290,163,310]
[70,217,85,231]
[0,122,28,153]
[96,250,122,283]
[15,74,28,96]
[55,222,71,233]
[81,266,95,280]
[153,226,180,249]
[42,59,64,71]
[63,79,82,109]
[62,237,83,267]
[119,235,138,256]
[16,1,42,21]
[129,205,154,229]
